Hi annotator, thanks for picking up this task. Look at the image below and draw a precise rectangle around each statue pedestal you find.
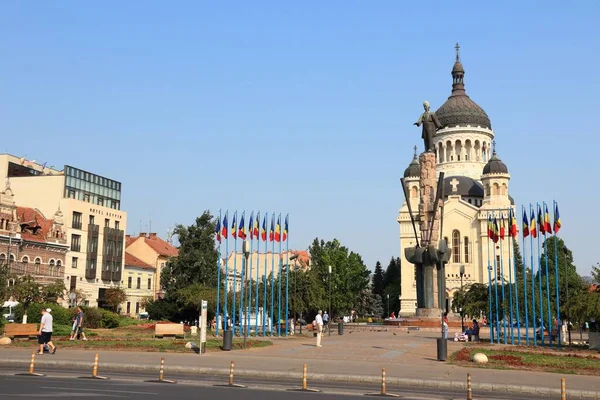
[416,308,442,318]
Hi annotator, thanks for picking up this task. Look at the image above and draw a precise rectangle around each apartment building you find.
[123,252,155,316]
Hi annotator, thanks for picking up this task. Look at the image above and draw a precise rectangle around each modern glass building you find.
[64,165,122,210]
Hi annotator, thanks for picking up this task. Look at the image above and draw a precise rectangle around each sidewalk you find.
[1,330,599,399]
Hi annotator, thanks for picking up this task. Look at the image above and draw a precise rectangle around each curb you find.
[2,358,598,399]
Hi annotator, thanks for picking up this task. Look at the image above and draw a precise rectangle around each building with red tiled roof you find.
[123,251,155,317]
[125,233,179,299]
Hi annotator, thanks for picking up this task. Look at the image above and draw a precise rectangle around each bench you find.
[154,323,185,339]
[407,326,420,331]
[4,323,39,340]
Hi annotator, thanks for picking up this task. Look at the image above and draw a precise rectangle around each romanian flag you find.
[222,214,228,238]
[215,217,221,242]
[248,213,254,240]
[509,209,518,238]
[487,215,494,239]
[283,214,288,242]
[544,204,553,234]
[493,217,500,243]
[530,208,537,239]
[253,212,260,238]
[231,213,237,239]
[537,204,545,235]
[554,203,561,234]
[261,214,267,241]
[500,216,506,240]
[269,216,275,242]
[522,209,529,238]
[275,215,281,242]
[238,214,247,240]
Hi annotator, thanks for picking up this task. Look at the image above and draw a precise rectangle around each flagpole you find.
[263,213,268,337]
[270,212,275,337]
[239,211,246,339]
[285,214,290,337]
[232,210,238,336]
[216,209,222,338]
[522,206,529,346]
[493,213,500,344]
[486,218,494,344]
[536,203,544,346]
[248,212,254,338]
[224,211,230,333]
[511,209,521,345]
[530,204,537,347]
[277,214,283,337]
[506,210,515,345]
[543,202,553,346]
[499,210,507,344]
[553,201,562,348]
[255,212,260,337]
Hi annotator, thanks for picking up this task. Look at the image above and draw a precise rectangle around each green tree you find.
[372,261,385,297]
[103,286,127,312]
[8,275,43,322]
[42,279,67,303]
[354,289,383,317]
[383,257,401,316]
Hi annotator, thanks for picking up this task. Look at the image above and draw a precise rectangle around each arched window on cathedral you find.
[493,183,500,195]
[485,184,490,197]
[452,230,461,263]
[410,186,418,198]
[438,143,444,163]
[464,237,469,263]
[446,141,452,161]
[501,183,507,195]
[455,140,462,161]
[465,140,472,161]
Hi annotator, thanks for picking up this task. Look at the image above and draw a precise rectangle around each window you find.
[126,302,131,314]
[105,218,110,227]
[98,197,104,206]
[115,221,120,230]
[83,193,90,202]
[0,254,5,266]
[452,230,461,263]
[56,260,62,273]
[136,277,141,289]
[148,278,152,290]
[49,259,55,275]
[35,258,41,274]
[21,257,29,273]
[70,276,77,291]
[464,237,469,263]
[127,276,132,289]
[68,190,76,199]
[135,302,140,314]
[72,212,82,229]
[71,234,81,252]
[89,215,95,225]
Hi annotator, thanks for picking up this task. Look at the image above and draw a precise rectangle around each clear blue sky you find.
[1,2,598,275]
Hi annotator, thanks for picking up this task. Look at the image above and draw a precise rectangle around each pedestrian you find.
[69,307,88,341]
[323,311,329,327]
[38,308,56,355]
[442,312,449,340]
[315,310,324,347]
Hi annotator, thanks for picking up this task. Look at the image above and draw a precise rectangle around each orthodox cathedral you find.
[398,46,513,316]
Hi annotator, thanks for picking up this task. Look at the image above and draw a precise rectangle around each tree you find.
[8,275,43,322]
[383,257,401,316]
[453,283,489,319]
[591,263,600,285]
[161,211,219,296]
[103,286,127,312]
[42,279,67,303]
[0,265,12,302]
[372,261,385,297]
[354,289,383,318]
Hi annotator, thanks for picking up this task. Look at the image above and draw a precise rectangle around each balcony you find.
[9,263,63,281]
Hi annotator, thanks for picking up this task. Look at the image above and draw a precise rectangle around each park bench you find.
[4,323,39,340]
[154,323,185,339]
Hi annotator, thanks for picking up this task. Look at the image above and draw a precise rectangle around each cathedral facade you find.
[398,47,513,316]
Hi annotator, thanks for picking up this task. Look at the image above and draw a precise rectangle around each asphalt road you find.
[0,366,560,400]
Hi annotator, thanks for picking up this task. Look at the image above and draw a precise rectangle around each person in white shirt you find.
[315,310,324,347]
[38,308,56,355]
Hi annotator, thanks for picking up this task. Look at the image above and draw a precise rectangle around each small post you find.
[364,367,398,397]
[77,353,107,379]
[302,363,307,391]
[561,377,566,400]
[229,361,234,386]
[381,368,387,395]
[15,352,45,377]
[467,373,473,400]
[145,357,176,383]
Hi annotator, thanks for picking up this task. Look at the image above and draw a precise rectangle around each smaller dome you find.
[403,154,420,178]
[483,150,508,175]
[452,60,464,74]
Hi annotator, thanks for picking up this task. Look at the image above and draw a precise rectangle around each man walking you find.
[315,310,324,347]
[70,307,88,341]
[38,308,56,355]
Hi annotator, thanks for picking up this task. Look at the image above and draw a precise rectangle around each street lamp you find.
[328,265,332,336]
[242,240,250,349]
[387,294,390,317]
[459,265,465,332]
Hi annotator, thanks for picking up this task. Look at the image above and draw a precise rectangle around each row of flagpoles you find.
[214,210,291,338]
[485,200,562,347]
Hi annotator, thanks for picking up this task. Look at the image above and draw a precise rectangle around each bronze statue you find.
[414,101,443,152]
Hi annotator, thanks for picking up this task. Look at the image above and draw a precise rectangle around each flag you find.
[522,209,529,238]
[530,209,537,239]
[487,215,494,239]
[537,204,546,235]
[253,212,260,238]
[283,214,288,242]
[275,215,281,242]
[238,213,247,240]
[222,214,228,238]
[493,217,500,243]
[554,203,561,234]
[509,209,518,238]
[261,214,267,241]
[215,217,222,242]
[544,204,552,234]
[231,213,237,239]
[269,217,275,242]
[500,216,506,240]
[248,213,254,240]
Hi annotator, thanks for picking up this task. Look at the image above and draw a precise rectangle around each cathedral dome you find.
[435,44,492,130]
[482,149,508,175]
[403,152,420,178]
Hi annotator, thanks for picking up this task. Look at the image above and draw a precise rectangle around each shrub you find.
[145,299,179,321]
[100,309,120,329]
[14,303,75,325]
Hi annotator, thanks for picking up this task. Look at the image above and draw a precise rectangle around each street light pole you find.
[328,265,332,336]
[460,265,465,332]
[387,294,389,317]
[242,240,250,349]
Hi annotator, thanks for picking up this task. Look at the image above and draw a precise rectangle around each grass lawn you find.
[450,346,600,376]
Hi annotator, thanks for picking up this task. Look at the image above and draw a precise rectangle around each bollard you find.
[78,353,108,380]
[214,361,245,388]
[364,367,398,397]
[287,363,320,392]
[467,373,473,400]
[145,357,176,384]
[381,368,386,395]
[302,363,307,390]
[15,352,45,376]
[561,377,566,400]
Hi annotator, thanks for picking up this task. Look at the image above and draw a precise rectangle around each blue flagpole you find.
[262,212,268,337]
[239,211,246,338]
[277,214,283,337]
[543,202,553,346]
[493,225,500,344]
[536,203,544,346]
[216,209,222,338]
[232,210,238,336]
[487,226,494,344]
[530,204,537,347]
[522,206,529,346]
[507,211,515,345]
[255,212,260,337]
[270,212,275,337]
[511,222,521,346]
[499,210,507,344]
[248,212,253,338]
[553,200,562,348]
[285,214,290,337]
[224,211,230,333]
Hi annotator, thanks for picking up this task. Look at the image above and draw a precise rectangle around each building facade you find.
[0,154,127,307]
[123,252,155,316]
[398,48,513,316]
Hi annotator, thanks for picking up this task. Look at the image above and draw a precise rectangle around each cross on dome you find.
[413,145,418,158]
[492,140,497,155]
[450,178,460,193]
[455,42,460,61]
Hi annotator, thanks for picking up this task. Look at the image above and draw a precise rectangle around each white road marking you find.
[41,387,158,395]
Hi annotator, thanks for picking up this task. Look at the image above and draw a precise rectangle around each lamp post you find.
[459,265,465,332]
[386,294,389,317]
[328,265,332,336]
[242,240,250,349]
